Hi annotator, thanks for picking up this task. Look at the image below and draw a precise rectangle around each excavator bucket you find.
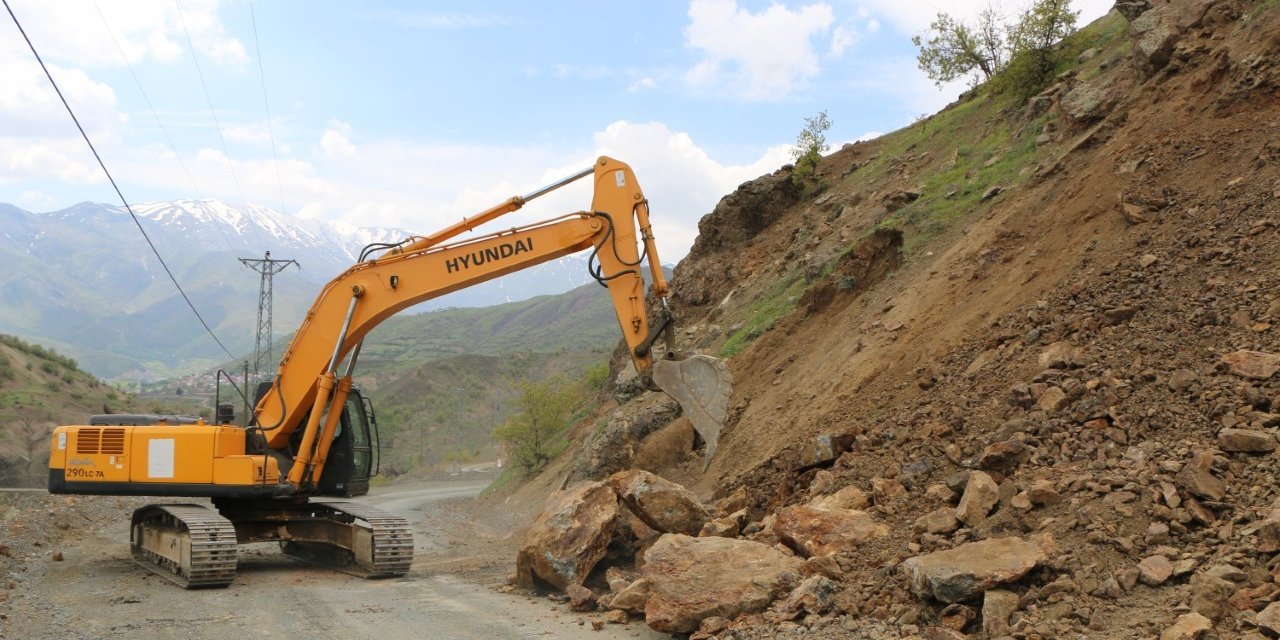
[652,355,733,468]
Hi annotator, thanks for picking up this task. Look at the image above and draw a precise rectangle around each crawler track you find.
[279,501,414,578]
[130,504,237,589]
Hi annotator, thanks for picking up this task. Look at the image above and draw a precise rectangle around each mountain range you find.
[0,199,596,379]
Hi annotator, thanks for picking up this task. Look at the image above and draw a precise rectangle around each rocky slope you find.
[503,2,1280,638]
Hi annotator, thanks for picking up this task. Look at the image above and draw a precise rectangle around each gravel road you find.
[3,480,665,640]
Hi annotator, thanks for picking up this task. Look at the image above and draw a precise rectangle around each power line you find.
[173,0,252,215]
[249,0,288,217]
[3,0,235,360]
[90,0,236,252]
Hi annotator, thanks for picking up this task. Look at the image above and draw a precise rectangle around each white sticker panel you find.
[614,170,626,188]
[147,438,175,479]
[57,432,66,450]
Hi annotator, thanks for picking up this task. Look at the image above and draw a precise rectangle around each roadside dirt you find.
[0,480,665,639]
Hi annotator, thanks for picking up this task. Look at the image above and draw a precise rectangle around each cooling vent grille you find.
[76,428,100,454]
[75,428,126,455]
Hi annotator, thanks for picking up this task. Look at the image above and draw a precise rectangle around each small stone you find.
[978,440,1030,472]
[590,619,605,631]
[1117,567,1140,591]
[775,505,890,557]
[607,578,650,615]
[698,517,740,538]
[982,589,1019,637]
[1190,574,1234,621]
[605,609,628,624]
[1257,508,1280,553]
[870,477,906,504]
[1138,555,1174,586]
[1102,306,1138,326]
[1027,479,1062,505]
[1258,601,1280,635]
[1010,492,1033,510]
[809,485,870,511]
[901,537,1046,603]
[52,551,64,562]
[567,584,597,611]
[1176,451,1227,501]
[1222,350,1280,380]
[955,471,999,526]
[693,616,728,637]
[1159,612,1212,640]
[1147,522,1170,543]
[1139,254,1159,268]
[938,603,975,631]
[777,575,838,618]
[1168,369,1197,391]
[1217,428,1276,453]
[1036,386,1069,413]
[926,483,956,502]
[913,508,960,534]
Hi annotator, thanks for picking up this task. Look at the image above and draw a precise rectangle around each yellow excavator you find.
[46,157,732,587]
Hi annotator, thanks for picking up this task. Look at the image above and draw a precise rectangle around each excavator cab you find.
[315,388,379,498]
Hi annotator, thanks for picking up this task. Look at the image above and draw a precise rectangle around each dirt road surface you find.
[3,480,666,639]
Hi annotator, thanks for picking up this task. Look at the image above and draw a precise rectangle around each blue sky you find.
[0,0,1113,259]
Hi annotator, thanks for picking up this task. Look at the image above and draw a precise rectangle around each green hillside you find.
[355,281,634,474]
[0,335,174,486]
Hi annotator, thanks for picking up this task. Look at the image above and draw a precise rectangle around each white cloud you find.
[0,138,105,184]
[17,190,56,209]
[319,120,358,160]
[684,0,836,100]
[0,0,245,68]
[629,77,658,93]
[591,121,792,258]
[366,11,513,29]
[0,60,120,139]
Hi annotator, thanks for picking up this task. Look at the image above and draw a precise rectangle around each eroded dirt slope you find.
[505,2,1280,638]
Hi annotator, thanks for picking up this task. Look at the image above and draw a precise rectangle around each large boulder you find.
[1129,0,1220,78]
[569,393,680,480]
[610,470,709,535]
[774,505,889,557]
[1060,74,1126,125]
[516,481,619,590]
[901,537,1047,603]
[642,534,803,633]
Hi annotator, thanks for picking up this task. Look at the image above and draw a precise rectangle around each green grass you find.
[720,276,808,358]
[868,98,1052,254]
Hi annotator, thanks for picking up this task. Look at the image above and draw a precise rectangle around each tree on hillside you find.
[913,0,1080,97]
[1000,0,1079,97]
[492,376,579,473]
[912,6,1007,87]
[791,110,831,185]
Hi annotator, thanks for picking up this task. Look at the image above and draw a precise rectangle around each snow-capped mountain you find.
[0,199,597,379]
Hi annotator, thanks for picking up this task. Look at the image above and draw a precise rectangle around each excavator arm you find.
[254,157,728,490]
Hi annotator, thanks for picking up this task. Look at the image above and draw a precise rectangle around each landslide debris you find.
[510,1,1280,638]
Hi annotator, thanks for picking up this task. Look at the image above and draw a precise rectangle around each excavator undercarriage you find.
[130,499,413,588]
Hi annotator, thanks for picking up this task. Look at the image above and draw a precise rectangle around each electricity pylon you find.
[238,251,298,377]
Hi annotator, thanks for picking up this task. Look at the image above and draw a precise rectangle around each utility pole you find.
[238,251,298,377]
